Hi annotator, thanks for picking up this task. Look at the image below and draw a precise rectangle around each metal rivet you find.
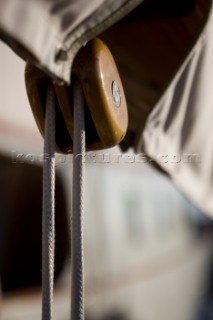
[55,44,68,63]
[112,80,121,107]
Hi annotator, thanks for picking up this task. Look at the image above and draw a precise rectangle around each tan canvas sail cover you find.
[0,0,142,83]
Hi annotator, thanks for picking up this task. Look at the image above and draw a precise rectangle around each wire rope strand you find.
[42,84,56,320]
[71,79,86,320]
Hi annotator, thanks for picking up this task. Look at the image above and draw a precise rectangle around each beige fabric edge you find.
[140,4,213,217]
[0,0,143,84]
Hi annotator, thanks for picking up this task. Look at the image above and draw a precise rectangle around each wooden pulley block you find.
[25,38,128,153]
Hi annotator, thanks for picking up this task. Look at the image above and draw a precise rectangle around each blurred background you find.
[0,29,213,320]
